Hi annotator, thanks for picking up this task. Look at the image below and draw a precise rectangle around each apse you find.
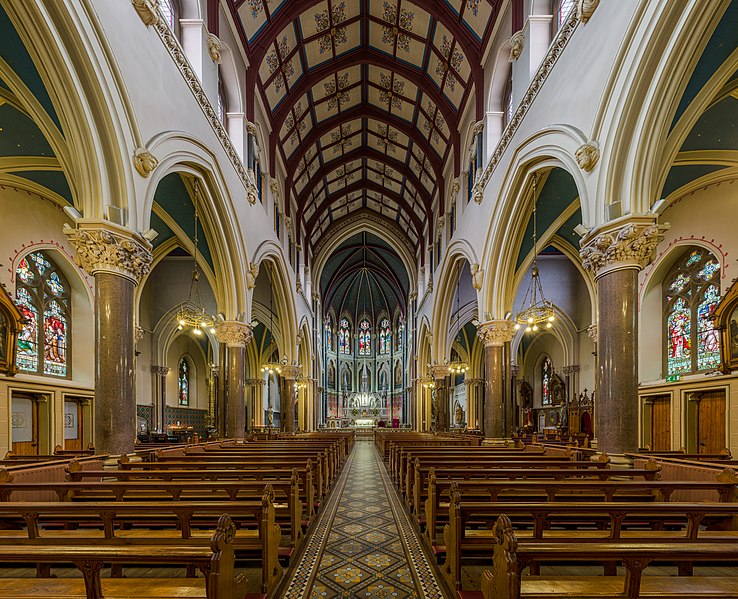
[319,231,410,426]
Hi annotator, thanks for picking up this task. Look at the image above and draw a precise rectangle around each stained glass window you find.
[15,251,70,377]
[664,247,721,375]
[379,319,391,354]
[541,357,552,405]
[339,318,350,355]
[158,0,176,30]
[325,319,333,353]
[178,358,189,406]
[555,0,576,29]
[397,324,403,351]
[358,320,371,356]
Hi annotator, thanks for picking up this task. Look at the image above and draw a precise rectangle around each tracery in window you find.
[15,251,70,377]
[158,0,176,31]
[339,318,350,354]
[541,356,552,405]
[554,0,576,30]
[178,357,190,406]
[379,318,391,354]
[664,247,721,375]
[358,319,371,356]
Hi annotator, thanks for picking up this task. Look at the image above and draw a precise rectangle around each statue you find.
[454,402,463,426]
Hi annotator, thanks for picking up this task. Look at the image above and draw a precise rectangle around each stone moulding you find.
[150,12,252,200]
[215,321,253,348]
[476,320,515,347]
[473,13,579,203]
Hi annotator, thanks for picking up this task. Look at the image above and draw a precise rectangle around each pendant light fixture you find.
[514,172,555,333]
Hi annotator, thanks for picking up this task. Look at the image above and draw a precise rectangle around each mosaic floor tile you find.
[282,440,448,598]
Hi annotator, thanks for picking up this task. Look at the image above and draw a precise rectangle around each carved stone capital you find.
[430,365,451,380]
[132,0,159,26]
[575,141,600,172]
[472,120,485,136]
[64,222,153,284]
[245,378,266,385]
[151,365,170,376]
[215,321,253,348]
[269,177,280,199]
[246,262,259,289]
[134,325,145,342]
[470,263,484,290]
[577,0,599,23]
[510,30,525,60]
[477,320,515,347]
[206,33,222,63]
[579,217,668,279]
[280,364,301,379]
[246,121,258,135]
[587,324,598,344]
[133,148,158,178]
[246,185,258,205]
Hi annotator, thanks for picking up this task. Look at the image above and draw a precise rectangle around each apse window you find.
[15,251,71,378]
[664,247,721,376]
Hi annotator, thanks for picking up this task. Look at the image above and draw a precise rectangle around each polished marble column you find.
[65,223,152,455]
[430,365,451,432]
[580,216,667,454]
[477,321,514,439]
[281,365,300,433]
[216,322,253,439]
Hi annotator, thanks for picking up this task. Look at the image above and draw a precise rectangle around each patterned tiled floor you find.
[282,440,447,598]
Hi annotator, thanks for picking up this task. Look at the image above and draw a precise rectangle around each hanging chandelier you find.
[176,179,218,336]
[261,362,282,375]
[514,172,555,333]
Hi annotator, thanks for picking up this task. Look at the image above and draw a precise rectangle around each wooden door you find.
[697,390,726,455]
[11,395,37,456]
[650,395,671,451]
[64,400,82,451]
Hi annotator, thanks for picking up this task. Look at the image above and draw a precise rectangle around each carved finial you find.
[133,148,158,178]
[575,141,600,172]
[131,0,159,27]
[207,33,222,63]
[577,0,599,23]
[0,469,13,484]
[510,30,525,61]
[246,262,259,289]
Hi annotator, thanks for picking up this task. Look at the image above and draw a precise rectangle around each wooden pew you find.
[0,472,303,551]
[424,475,738,550]
[0,494,282,594]
[0,514,259,599]
[442,491,738,591]
[476,514,738,599]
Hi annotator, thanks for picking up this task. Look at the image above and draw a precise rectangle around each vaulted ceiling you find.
[227,0,502,252]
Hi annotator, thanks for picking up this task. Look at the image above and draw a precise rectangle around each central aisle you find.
[283,439,447,598]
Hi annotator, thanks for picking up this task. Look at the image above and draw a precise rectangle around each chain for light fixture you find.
[176,179,218,336]
[514,172,555,333]
[448,261,468,374]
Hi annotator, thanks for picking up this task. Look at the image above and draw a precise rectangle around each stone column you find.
[465,378,484,430]
[280,365,300,433]
[477,321,515,439]
[65,222,152,455]
[245,379,265,429]
[207,365,219,434]
[580,217,667,454]
[216,322,253,439]
[430,365,451,431]
[150,366,170,432]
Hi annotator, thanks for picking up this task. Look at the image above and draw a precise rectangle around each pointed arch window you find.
[379,319,391,354]
[15,251,71,377]
[541,356,553,405]
[325,318,334,353]
[339,318,351,355]
[358,320,371,356]
[554,0,576,30]
[158,0,177,31]
[178,357,190,406]
[664,247,721,375]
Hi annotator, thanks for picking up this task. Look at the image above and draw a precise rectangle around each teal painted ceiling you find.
[153,173,215,271]
[680,96,738,151]
[455,321,478,355]
[516,168,579,269]
[661,164,727,199]
[321,232,408,322]
[671,0,738,130]
[0,5,62,133]
[556,207,583,252]
[149,211,175,250]
[0,103,54,157]
[9,170,72,203]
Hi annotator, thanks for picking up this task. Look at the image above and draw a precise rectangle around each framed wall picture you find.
[0,284,23,377]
